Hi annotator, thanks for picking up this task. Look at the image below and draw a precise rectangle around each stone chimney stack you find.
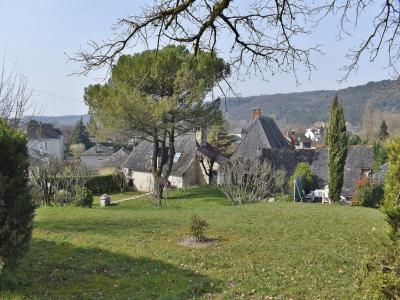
[252,108,261,121]
[195,126,207,146]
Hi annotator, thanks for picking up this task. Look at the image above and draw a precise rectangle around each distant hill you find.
[23,114,90,127]
[24,80,400,132]
[223,79,400,131]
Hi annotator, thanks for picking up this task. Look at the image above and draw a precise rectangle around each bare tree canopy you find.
[0,58,32,127]
[72,0,400,79]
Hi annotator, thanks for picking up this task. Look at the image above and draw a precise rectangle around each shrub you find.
[386,207,400,241]
[274,193,292,202]
[190,214,208,241]
[383,137,400,209]
[0,120,35,270]
[85,175,120,194]
[289,162,314,194]
[53,190,71,205]
[352,178,384,208]
[218,159,287,205]
[73,186,93,207]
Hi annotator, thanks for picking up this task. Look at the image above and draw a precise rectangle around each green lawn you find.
[1,186,389,299]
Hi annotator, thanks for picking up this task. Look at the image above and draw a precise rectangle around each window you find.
[173,153,181,162]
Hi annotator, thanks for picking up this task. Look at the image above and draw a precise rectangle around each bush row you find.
[85,175,120,195]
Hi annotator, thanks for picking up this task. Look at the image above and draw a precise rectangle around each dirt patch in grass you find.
[177,236,218,248]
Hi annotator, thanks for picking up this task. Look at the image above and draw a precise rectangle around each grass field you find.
[0,186,389,299]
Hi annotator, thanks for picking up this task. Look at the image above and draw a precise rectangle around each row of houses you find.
[26,109,376,198]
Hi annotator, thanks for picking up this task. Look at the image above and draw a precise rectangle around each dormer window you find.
[173,153,181,162]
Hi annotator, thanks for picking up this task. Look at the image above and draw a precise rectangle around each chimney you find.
[195,126,207,146]
[252,108,261,121]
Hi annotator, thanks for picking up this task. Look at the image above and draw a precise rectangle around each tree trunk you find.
[152,136,164,206]
[153,173,164,206]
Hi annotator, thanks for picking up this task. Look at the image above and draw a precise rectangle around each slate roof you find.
[26,122,62,139]
[310,146,373,195]
[196,144,228,165]
[373,163,388,184]
[28,148,49,162]
[80,144,115,157]
[102,147,130,168]
[121,133,198,176]
[231,115,289,159]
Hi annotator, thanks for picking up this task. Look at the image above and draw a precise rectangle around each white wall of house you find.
[28,137,64,159]
[130,171,155,192]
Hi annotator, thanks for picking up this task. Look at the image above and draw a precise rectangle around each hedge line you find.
[85,175,120,195]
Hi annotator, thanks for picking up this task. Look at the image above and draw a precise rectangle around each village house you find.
[120,129,226,192]
[98,147,130,175]
[230,108,290,160]
[80,144,115,170]
[305,127,324,142]
[231,109,374,199]
[26,121,64,160]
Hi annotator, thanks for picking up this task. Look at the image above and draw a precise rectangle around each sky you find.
[0,0,393,116]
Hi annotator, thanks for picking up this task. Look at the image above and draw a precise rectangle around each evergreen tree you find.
[84,46,229,204]
[378,120,389,141]
[0,120,35,271]
[327,96,348,202]
[383,137,400,209]
[71,118,92,149]
[207,116,237,157]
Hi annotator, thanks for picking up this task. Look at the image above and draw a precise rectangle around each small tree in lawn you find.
[0,120,35,271]
[326,96,348,202]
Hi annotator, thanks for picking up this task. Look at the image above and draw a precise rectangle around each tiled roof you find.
[80,144,115,157]
[26,122,62,139]
[121,133,198,176]
[231,115,289,159]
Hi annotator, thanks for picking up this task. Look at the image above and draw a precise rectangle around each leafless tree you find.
[323,0,400,79]
[218,158,286,205]
[72,1,400,80]
[112,171,129,192]
[0,58,32,127]
[30,157,95,206]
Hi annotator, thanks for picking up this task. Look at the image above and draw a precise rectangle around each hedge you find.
[85,175,120,195]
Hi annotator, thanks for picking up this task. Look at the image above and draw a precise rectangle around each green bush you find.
[385,207,400,241]
[73,186,93,207]
[190,214,208,241]
[289,162,314,194]
[53,190,71,205]
[353,181,384,208]
[85,175,119,194]
[274,193,292,202]
[0,120,35,271]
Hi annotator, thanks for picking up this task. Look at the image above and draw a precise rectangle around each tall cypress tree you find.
[378,120,389,141]
[327,96,348,202]
[0,120,35,271]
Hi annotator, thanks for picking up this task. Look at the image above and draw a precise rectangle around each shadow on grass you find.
[1,239,220,299]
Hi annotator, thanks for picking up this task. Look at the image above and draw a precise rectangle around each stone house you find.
[230,108,290,161]
[26,121,64,160]
[230,109,373,198]
[80,144,115,170]
[120,130,225,192]
[98,147,130,175]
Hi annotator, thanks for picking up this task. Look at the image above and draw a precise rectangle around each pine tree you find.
[0,120,35,271]
[378,120,389,141]
[327,96,348,202]
[207,117,237,157]
[71,118,92,149]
